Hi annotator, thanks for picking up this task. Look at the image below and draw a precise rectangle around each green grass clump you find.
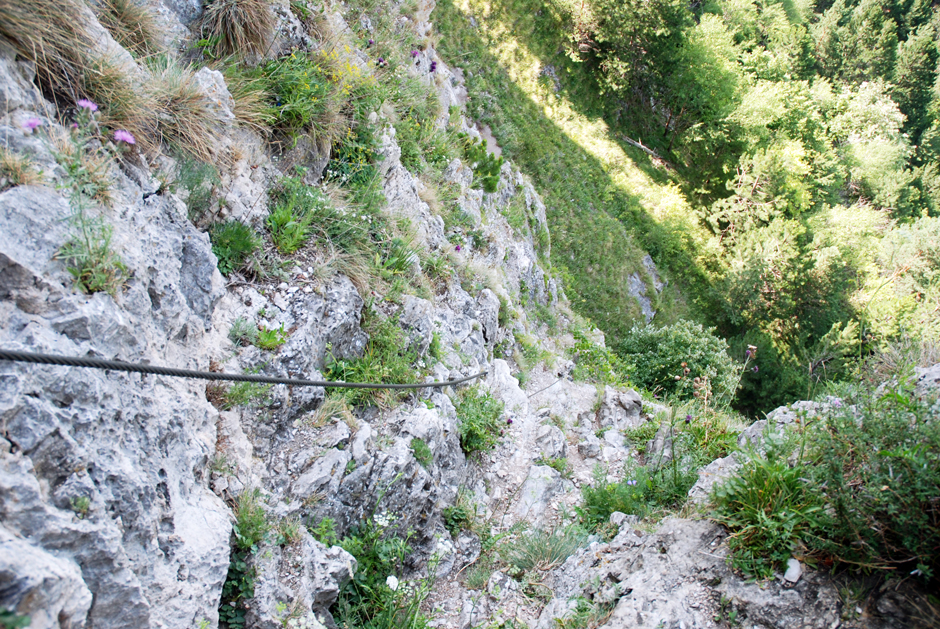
[259,52,333,132]
[210,220,260,275]
[502,525,589,573]
[410,437,432,468]
[59,215,129,296]
[534,456,571,479]
[220,490,270,629]
[324,310,421,408]
[713,385,940,581]
[577,468,651,531]
[453,386,506,456]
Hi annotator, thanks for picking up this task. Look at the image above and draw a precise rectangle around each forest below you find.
[435,0,940,413]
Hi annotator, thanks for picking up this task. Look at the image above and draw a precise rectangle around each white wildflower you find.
[386,575,399,591]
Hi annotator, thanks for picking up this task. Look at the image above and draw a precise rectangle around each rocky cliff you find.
[0,1,936,629]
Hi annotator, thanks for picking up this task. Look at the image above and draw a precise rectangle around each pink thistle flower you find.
[22,117,42,131]
[76,99,98,112]
[113,129,135,144]
[411,50,420,57]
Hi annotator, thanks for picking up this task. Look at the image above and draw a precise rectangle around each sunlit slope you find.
[435,0,720,340]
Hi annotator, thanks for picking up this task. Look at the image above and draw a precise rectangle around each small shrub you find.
[58,214,129,296]
[460,134,504,193]
[443,489,477,536]
[714,385,940,581]
[0,609,30,629]
[210,220,260,275]
[267,201,312,254]
[453,386,506,455]
[571,330,629,386]
[577,468,650,531]
[335,512,434,629]
[174,156,219,223]
[309,517,338,547]
[554,596,617,629]
[255,325,287,350]
[222,382,272,409]
[259,52,335,132]
[429,331,443,360]
[70,495,90,518]
[233,489,270,551]
[410,437,433,468]
[200,0,274,58]
[502,525,589,573]
[93,0,162,58]
[535,456,571,479]
[615,320,738,405]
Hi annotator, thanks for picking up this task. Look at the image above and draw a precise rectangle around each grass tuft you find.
[147,56,222,162]
[0,147,43,190]
[201,0,274,59]
[92,0,162,58]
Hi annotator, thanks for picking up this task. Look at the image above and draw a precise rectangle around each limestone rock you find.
[513,466,569,527]
[687,454,740,505]
[596,386,644,430]
[535,424,567,460]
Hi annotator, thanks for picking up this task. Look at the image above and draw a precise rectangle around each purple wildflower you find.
[455,244,462,251]
[22,117,42,131]
[832,399,843,408]
[71,123,79,129]
[76,99,98,112]
[411,50,420,57]
[430,61,437,72]
[626,480,637,486]
[113,129,135,145]
[752,366,759,373]
[685,414,692,424]
[506,418,512,425]
[368,39,374,46]
[745,349,752,359]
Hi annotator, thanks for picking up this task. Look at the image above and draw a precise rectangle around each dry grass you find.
[307,394,355,428]
[92,0,163,58]
[81,54,155,152]
[201,0,274,58]
[221,63,274,133]
[863,336,940,385]
[146,56,222,162]
[0,0,93,98]
[0,147,44,190]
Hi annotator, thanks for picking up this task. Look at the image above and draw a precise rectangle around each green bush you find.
[460,134,504,193]
[570,330,630,386]
[255,325,287,350]
[713,386,940,581]
[220,489,270,629]
[453,386,506,455]
[334,512,434,629]
[615,320,739,404]
[210,220,260,275]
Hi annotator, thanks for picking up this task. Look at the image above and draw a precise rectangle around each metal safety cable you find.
[0,349,487,390]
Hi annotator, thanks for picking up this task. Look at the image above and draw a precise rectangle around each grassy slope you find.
[434,0,723,343]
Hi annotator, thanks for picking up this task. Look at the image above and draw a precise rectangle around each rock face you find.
[0,186,232,626]
[539,519,845,629]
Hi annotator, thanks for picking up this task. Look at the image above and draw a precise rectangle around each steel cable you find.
[0,349,486,390]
